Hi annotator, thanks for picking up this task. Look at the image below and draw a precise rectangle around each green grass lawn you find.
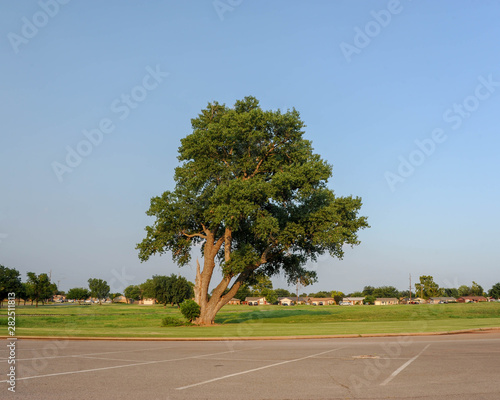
[1,302,499,338]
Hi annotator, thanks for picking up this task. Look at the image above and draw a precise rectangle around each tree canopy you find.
[26,272,55,307]
[137,96,369,325]
[87,278,110,305]
[489,283,500,299]
[415,275,442,299]
[0,265,22,307]
[124,285,141,303]
[67,287,90,304]
[152,274,194,307]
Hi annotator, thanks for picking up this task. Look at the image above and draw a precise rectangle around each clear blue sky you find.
[1,0,499,295]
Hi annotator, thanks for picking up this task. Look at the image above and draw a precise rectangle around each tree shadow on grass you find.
[215,308,332,324]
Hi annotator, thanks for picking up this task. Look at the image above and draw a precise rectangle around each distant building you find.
[113,295,128,303]
[428,297,457,304]
[228,298,241,305]
[245,297,267,305]
[294,297,309,305]
[343,297,365,305]
[278,297,295,306]
[137,298,157,306]
[374,298,399,305]
[308,298,335,306]
[457,296,488,303]
[52,295,66,302]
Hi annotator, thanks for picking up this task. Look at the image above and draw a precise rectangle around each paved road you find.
[2,332,500,399]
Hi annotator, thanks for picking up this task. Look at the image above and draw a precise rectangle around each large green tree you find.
[26,272,55,307]
[152,274,194,307]
[66,287,90,304]
[0,265,22,308]
[458,285,471,297]
[87,278,110,305]
[331,290,345,304]
[140,279,155,300]
[443,288,459,298]
[415,275,442,299]
[488,283,500,299]
[124,285,141,303]
[372,286,399,298]
[470,281,484,296]
[275,288,292,298]
[137,97,369,325]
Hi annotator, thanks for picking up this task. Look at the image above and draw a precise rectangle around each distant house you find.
[400,298,419,304]
[308,298,335,306]
[343,297,365,305]
[52,295,66,303]
[245,297,267,305]
[374,298,399,305]
[228,298,241,305]
[428,297,457,304]
[136,298,156,305]
[294,297,309,305]
[278,297,295,306]
[457,296,488,303]
[113,295,128,303]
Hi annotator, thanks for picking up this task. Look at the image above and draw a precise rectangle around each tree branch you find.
[181,231,207,239]
[247,142,278,180]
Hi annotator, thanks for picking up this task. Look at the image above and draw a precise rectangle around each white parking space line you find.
[74,355,146,363]
[0,349,242,383]
[380,344,431,386]
[176,346,347,391]
[8,344,177,362]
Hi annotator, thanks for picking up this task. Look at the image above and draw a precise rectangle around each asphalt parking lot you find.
[2,331,500,399]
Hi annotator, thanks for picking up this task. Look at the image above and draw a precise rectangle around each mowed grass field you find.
[1,302,500,338]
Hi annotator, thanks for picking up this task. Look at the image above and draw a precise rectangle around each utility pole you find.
[296,278,299,304]
[409,274,412,302]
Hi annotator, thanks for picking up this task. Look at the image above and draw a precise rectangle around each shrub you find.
[161,316,185,327]
[180,299,200,322]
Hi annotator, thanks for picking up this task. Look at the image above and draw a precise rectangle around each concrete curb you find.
[2,327,500,341]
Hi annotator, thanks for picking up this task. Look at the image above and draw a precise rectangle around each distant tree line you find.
[124,274,194,307]
[2,266,500,308]
[0,265,60,307]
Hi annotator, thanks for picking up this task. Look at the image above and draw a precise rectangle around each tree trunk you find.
[196,301,219,325]
[192,229,266,326]
[194,267,246,325]
[194,259,202,305]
